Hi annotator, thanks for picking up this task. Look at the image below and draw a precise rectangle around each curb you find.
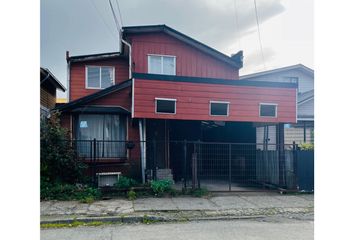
[41,207,313,225]
[40,214,267,225]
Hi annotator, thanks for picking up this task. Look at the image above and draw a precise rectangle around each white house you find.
[240,64,314,148]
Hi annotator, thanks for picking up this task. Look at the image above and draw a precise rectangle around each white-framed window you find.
[86,66,115,89]
[155,98,176,114]
[148,54,176,75]
[210,101,230,116]
[259,103,278,117]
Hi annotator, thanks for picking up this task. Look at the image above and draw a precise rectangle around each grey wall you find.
[242,69,313,94]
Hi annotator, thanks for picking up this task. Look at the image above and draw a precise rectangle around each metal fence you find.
[55,139,312,192]
[172,141,298,191]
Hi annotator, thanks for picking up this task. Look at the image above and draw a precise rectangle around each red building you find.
[57,25,297,187]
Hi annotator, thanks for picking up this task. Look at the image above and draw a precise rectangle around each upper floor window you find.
[148,55,176,75]
[86,66,115,89]
[259,103,277,117]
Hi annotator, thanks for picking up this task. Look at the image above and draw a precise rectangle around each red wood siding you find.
[70,58,129,101]
[89,87,132,111]
[133,79,297,123]
[129,32,238,80]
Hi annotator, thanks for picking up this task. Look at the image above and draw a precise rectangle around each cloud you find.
[41,0,287,98]
[120,0,285,53]
[242,47,276,72]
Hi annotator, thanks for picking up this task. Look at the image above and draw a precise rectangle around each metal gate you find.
[296,150,314,192]
[177,141,298,191]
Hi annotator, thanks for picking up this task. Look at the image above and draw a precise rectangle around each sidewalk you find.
[41,193,314,224]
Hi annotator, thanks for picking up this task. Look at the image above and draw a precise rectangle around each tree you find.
[40,111,87,184]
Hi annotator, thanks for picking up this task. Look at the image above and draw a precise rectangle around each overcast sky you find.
[41,0,313,98]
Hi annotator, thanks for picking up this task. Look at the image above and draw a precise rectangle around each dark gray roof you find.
[40,67,66,92]
[123,24,243,69]
[298,89,314,104]
[55,79,132,112]
[67,52,125,63]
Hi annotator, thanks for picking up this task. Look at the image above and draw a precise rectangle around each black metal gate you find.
[296,150,314,192]
[67,139,313,192]
[173,141,298,192]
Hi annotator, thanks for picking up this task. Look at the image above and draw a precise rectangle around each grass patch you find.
[41,220,116,229]
[142,215,159,225]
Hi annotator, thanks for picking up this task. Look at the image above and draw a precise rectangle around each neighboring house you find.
[240,64,314,147]
[56,98,68,104]
[40,67,66,117]
[56,25,297,182]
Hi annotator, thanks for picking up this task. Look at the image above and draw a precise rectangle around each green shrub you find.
[299,142,314,150]
[150,179,173,196]
[41,112,87,184]
[114,176,138,189]
[127,189,137,200]
[40,179,101,201]
[80,196,95,204]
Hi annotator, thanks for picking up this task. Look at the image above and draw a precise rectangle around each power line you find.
[233,0,242,50]
[89,0,117,40]
[108,0,121,31]
[115,0,124,27]
[253,0,266,69]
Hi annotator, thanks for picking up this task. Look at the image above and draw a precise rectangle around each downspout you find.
[121,38,132,79]
[139,119,146,183]
[66,51,71,102]
[122,33,141,180]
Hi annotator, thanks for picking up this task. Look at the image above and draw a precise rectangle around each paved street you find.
[41,216,314,240]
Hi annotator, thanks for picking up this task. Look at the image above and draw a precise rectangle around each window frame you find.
[259,103,278,118]
[209,101,230,117]
[147,54,176,75]
[85,65,115,89]
[155,97,177,114]
[74,113,128,158]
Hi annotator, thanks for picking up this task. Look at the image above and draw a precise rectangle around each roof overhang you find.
[240,64,314,80]
[133,73,298,89]
[71,106,130,114]
[122,25,243,69]
[298,89,314,104]
[40,67,66,92]
[67,52,126,63]
[55,79,132,112]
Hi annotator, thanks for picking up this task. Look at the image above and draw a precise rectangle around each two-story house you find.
[240,64,314,148]
[57,25,297,186]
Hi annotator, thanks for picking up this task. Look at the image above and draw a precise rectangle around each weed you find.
[114,176,138,189]
[142,215,158,224]
[127,189,137,201]
[40,221,114,229]
[150,180,173,196]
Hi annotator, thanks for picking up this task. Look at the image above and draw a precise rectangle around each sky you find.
[41,0,313,98]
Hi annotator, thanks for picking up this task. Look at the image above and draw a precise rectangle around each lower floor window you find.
[76,114,127,158]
